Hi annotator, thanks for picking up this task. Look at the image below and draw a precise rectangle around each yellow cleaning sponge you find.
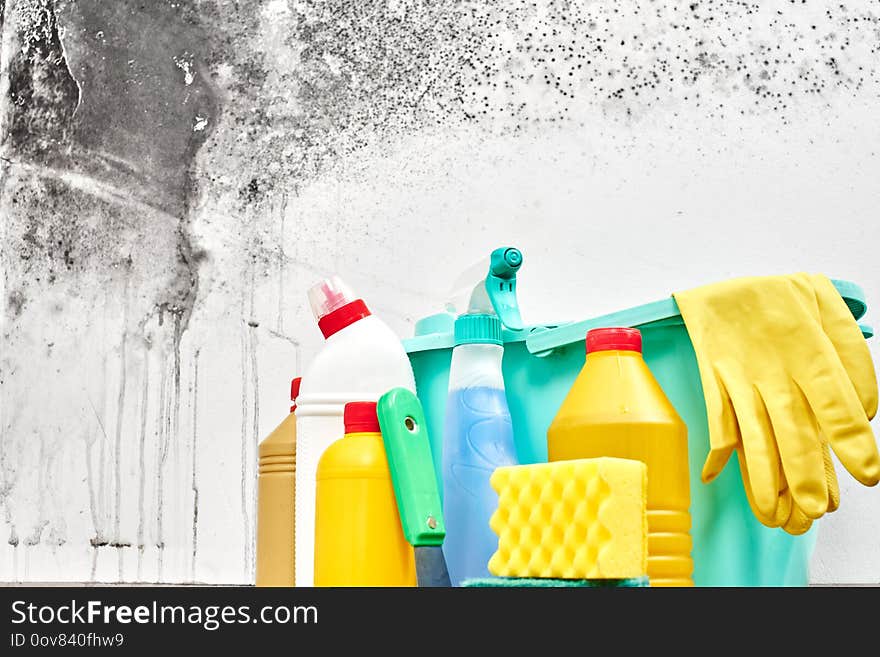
[488,457,647,580]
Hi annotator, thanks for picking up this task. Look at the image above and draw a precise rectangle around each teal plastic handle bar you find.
[526,278,869,355]
[377,388,446,547]
[487,247,524,331]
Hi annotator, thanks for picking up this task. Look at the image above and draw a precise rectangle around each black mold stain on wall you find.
[4,0,79,161]
[0,0,221,573]
[193,0,880,282]
[2,0,218,328]
[5,0,879,341]
[285,0,880,132]
[207,0,880,234]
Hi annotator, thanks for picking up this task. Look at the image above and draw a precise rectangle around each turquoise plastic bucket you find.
[405,280,872,586]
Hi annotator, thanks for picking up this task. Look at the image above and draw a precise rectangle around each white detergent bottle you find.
[295,276,415,586]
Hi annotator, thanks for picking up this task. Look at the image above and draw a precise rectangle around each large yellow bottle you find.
[547,328,693,587]
[314,401,416,586]
[256,377,301,587]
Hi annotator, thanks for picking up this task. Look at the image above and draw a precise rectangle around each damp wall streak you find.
[1,0,879,583]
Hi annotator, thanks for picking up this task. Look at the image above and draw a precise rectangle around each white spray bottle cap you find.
[447,256,493,316]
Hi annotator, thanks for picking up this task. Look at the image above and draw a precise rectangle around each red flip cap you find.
[586,327,642,354]
[290,377,302,413]
[344,401,380,434]
[318,300,371,339]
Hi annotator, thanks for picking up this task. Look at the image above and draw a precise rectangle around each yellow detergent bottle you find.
[314,401,416,586]
[256,377,301,587]
[547,328,693,587]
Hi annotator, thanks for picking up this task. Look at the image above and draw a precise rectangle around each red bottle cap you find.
[343,401,380,434]
[290,377,302,413]
[317,299,371,339]
[586,327,642,354]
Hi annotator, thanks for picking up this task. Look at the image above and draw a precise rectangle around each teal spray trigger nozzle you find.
[490,247,522,278]
[487,247,523,330]
[447,246,525,331]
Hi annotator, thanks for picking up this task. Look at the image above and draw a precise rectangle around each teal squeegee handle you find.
[377,387,445,547]
[487,247,524,331]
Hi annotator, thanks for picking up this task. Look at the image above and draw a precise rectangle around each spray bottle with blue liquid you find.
[442,247,523,586]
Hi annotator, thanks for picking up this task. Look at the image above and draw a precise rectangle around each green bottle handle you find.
[377,388,446,547]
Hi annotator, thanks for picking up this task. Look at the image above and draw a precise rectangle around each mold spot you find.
[241,177,261,204]
[7,290,26,318]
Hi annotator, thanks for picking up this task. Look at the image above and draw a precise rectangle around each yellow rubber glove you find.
[674,274,879,534]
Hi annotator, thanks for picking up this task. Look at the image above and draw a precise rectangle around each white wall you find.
[1,0,878,584]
